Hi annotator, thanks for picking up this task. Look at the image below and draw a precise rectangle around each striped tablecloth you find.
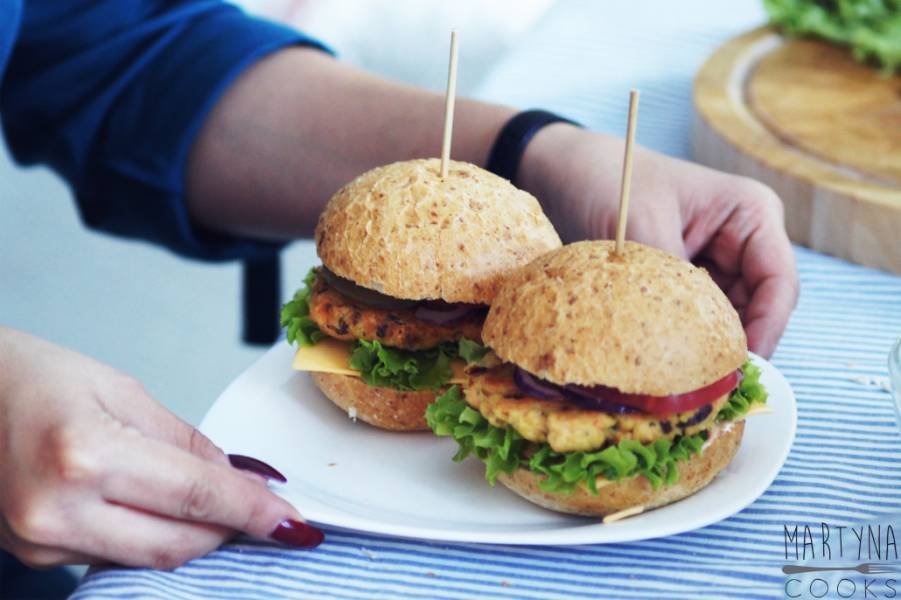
[72,246,901,599]
[72,1,901,598]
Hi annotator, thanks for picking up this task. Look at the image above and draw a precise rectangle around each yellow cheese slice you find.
[292,337,467,383]
[292,337,360,376]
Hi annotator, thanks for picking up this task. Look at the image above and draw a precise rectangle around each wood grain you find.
[750,39,901,185]
[693,27,901,274]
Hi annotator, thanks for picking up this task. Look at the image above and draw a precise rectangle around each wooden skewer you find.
[440,30,459,179]
[615,90,640,255]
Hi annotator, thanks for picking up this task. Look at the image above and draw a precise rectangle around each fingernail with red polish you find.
[270,519,324,548]
[228,454,287,483]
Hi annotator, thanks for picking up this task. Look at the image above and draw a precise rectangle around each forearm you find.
[186,48,515,241]
[516,123,620,242]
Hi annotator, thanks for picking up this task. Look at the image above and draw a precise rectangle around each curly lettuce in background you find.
[764,0,901,73]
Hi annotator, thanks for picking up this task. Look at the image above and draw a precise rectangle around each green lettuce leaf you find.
[347,337,488,391]
[764,0,901,74]
[717,361,768,422]
[349,339,457,391]
[281,268,325,347]
[426,385,530,481]
[457,338,490,365]
[426,362,766,495]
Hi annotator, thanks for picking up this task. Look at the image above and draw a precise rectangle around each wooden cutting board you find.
[693,27,901,274]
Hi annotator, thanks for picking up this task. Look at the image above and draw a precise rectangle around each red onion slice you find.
[414,301,487,325]
[513,367,564,401]
[514,367,638,414]
[562,385,640,414]
[512,365,735,417]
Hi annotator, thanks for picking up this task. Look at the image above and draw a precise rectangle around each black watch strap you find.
[486,109,581,182]
[242,255,282,345]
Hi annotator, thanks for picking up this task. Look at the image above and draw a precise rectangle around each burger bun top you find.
[482,240,747,395]
[315,159,562,304]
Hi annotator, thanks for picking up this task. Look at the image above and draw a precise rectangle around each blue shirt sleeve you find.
[1,0,330,261]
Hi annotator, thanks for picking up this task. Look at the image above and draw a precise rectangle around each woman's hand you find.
[0,327,322,570]
[520,125,799,358]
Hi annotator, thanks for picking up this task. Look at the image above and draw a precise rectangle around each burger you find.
[281,158,561,431]
[426,240,768,517]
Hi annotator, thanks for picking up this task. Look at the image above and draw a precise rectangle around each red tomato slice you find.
[570,369,740,417]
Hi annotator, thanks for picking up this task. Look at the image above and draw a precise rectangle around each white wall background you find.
[238,0,555,93]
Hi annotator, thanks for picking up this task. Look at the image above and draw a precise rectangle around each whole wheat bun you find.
[483,240,747,395]
[315,159,561,304]
[310,372,435,431]
[497,420,744,517]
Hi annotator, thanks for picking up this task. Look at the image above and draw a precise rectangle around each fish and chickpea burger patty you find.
[427,240,768,517]
[307,271,484,352]
[281,158,561,431]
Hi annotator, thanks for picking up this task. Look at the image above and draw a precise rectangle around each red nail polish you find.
[270,519,324,548]
[228,454,287,483]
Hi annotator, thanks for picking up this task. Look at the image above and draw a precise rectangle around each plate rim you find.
[201,345,797,546]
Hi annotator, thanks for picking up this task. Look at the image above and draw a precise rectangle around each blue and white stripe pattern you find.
[72,247,901,599]
[72,2,901,596]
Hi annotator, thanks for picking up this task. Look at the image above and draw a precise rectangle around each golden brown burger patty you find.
[308,275,484,351]
[464,364,727,453]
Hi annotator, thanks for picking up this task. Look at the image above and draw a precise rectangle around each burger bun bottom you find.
[310,371,436,432]
[497,420,745,517]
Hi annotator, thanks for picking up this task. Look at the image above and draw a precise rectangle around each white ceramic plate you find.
[200,344,796,545]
